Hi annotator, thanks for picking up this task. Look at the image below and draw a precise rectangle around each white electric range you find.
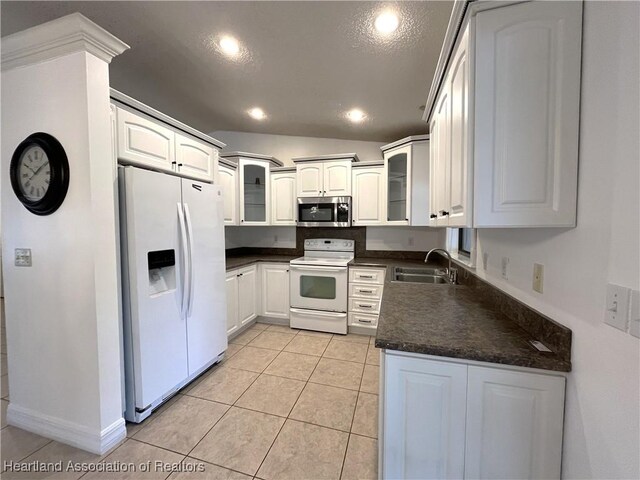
[289,239,355,334]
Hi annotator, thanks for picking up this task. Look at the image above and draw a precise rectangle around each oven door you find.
[289,264,348,312]
[297,197,351,227]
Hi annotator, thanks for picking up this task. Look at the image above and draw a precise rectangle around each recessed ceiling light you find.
[375,11,400,34]
[346,109,366,123]
[248,107,266,120]
[219,36,240,57]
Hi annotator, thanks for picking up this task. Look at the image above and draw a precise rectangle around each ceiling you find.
[1,1,453,142]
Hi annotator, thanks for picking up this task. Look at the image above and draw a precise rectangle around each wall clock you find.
[10,132,70,216]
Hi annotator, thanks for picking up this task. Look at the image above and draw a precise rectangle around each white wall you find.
[366,227,444,252]
[1,50,125,451]
[212,130,386,165]
[470,3,639,478]
[225,226,297,249]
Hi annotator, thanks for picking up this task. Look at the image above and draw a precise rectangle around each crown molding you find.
[2,12,130,71]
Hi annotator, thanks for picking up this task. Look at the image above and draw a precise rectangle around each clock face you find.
[10,132,69,216]
[18,145,51,201]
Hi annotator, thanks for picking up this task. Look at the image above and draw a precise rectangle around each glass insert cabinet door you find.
[300,275,337,299]
[387,151,408,222]
[241,161,267,223]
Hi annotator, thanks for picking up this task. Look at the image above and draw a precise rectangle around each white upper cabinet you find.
[473,1,582,227]
[218,162,238,225]
[175,133,217,183]
[294,154,358,197]
[116,106,175,172]
[381,136,430,226]
[112,92,224,183]
[222,152,283,226]
[427,1,582,228]
[323,160,352,197]
[296,163,324,197]
[352,166,385,226]
[239,159,270,225]
[271,169,297,225]
[464,366,566,479]
[448,24,471,228]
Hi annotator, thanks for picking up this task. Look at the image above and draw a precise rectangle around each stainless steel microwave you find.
[297,197,352,227]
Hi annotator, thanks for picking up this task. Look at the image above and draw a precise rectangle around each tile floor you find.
[0,316,380,480]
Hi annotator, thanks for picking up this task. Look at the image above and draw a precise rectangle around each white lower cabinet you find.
[260,263,290,319]
[381,351,566,480]
[226,265,258,336]
[464,366,565,480]
[225,271,240,337]
[383,354,467,479]
[348,267,385,332]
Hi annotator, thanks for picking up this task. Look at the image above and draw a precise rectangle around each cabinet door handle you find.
[178,163,183,167]
[430,214,437,219]
[441,211,449,216]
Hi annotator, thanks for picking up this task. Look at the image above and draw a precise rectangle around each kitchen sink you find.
[392,266,451,284]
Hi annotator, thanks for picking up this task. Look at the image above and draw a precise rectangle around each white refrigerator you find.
[119,166,227,422]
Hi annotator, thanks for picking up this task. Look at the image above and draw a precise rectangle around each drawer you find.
[349,267,386,285]
[349,312,378,328]
[349,297,381,314]
[349,283,383,300]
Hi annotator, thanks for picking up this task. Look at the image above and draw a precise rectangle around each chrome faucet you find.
[425,248,457,284]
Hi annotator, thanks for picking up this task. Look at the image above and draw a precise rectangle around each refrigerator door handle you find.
[184,203,196,318]
[177,203,190,320]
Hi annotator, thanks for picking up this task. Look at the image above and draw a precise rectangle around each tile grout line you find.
[252,329,330,478]
[182,325,291,476]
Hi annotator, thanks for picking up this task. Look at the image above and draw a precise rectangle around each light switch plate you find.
[604,284,629,331]
[629,290,640,338]
[14,248,32,267]
[533,263,544,293]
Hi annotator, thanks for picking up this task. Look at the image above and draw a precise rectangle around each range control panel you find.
[304,238,355,252]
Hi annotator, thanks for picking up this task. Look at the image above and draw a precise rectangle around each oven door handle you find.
[290,308,346,318]
[289,265,347,273]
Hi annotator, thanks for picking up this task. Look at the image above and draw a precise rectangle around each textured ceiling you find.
[1,1,453,141]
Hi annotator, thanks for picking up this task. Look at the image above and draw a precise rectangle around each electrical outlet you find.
[15,248,32,267]
[533,263,544,293]
[604,284,629,331]
[629,290,640,338]
[482,252,488,270]
[501,257,509,279]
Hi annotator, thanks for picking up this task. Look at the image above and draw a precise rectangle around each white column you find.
[1,13,129,454]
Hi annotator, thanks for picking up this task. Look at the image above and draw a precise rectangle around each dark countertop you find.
[350,257,571,373]
[225,254,298,271]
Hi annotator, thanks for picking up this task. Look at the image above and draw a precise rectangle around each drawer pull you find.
[358,319,372,324]
[358,304,373,309]
[359,289,373,294]
[359,275,374,279]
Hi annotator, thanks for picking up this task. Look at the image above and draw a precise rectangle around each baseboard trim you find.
[7,403,126,454]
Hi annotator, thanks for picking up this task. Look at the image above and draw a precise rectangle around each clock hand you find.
[27,162,48,182]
